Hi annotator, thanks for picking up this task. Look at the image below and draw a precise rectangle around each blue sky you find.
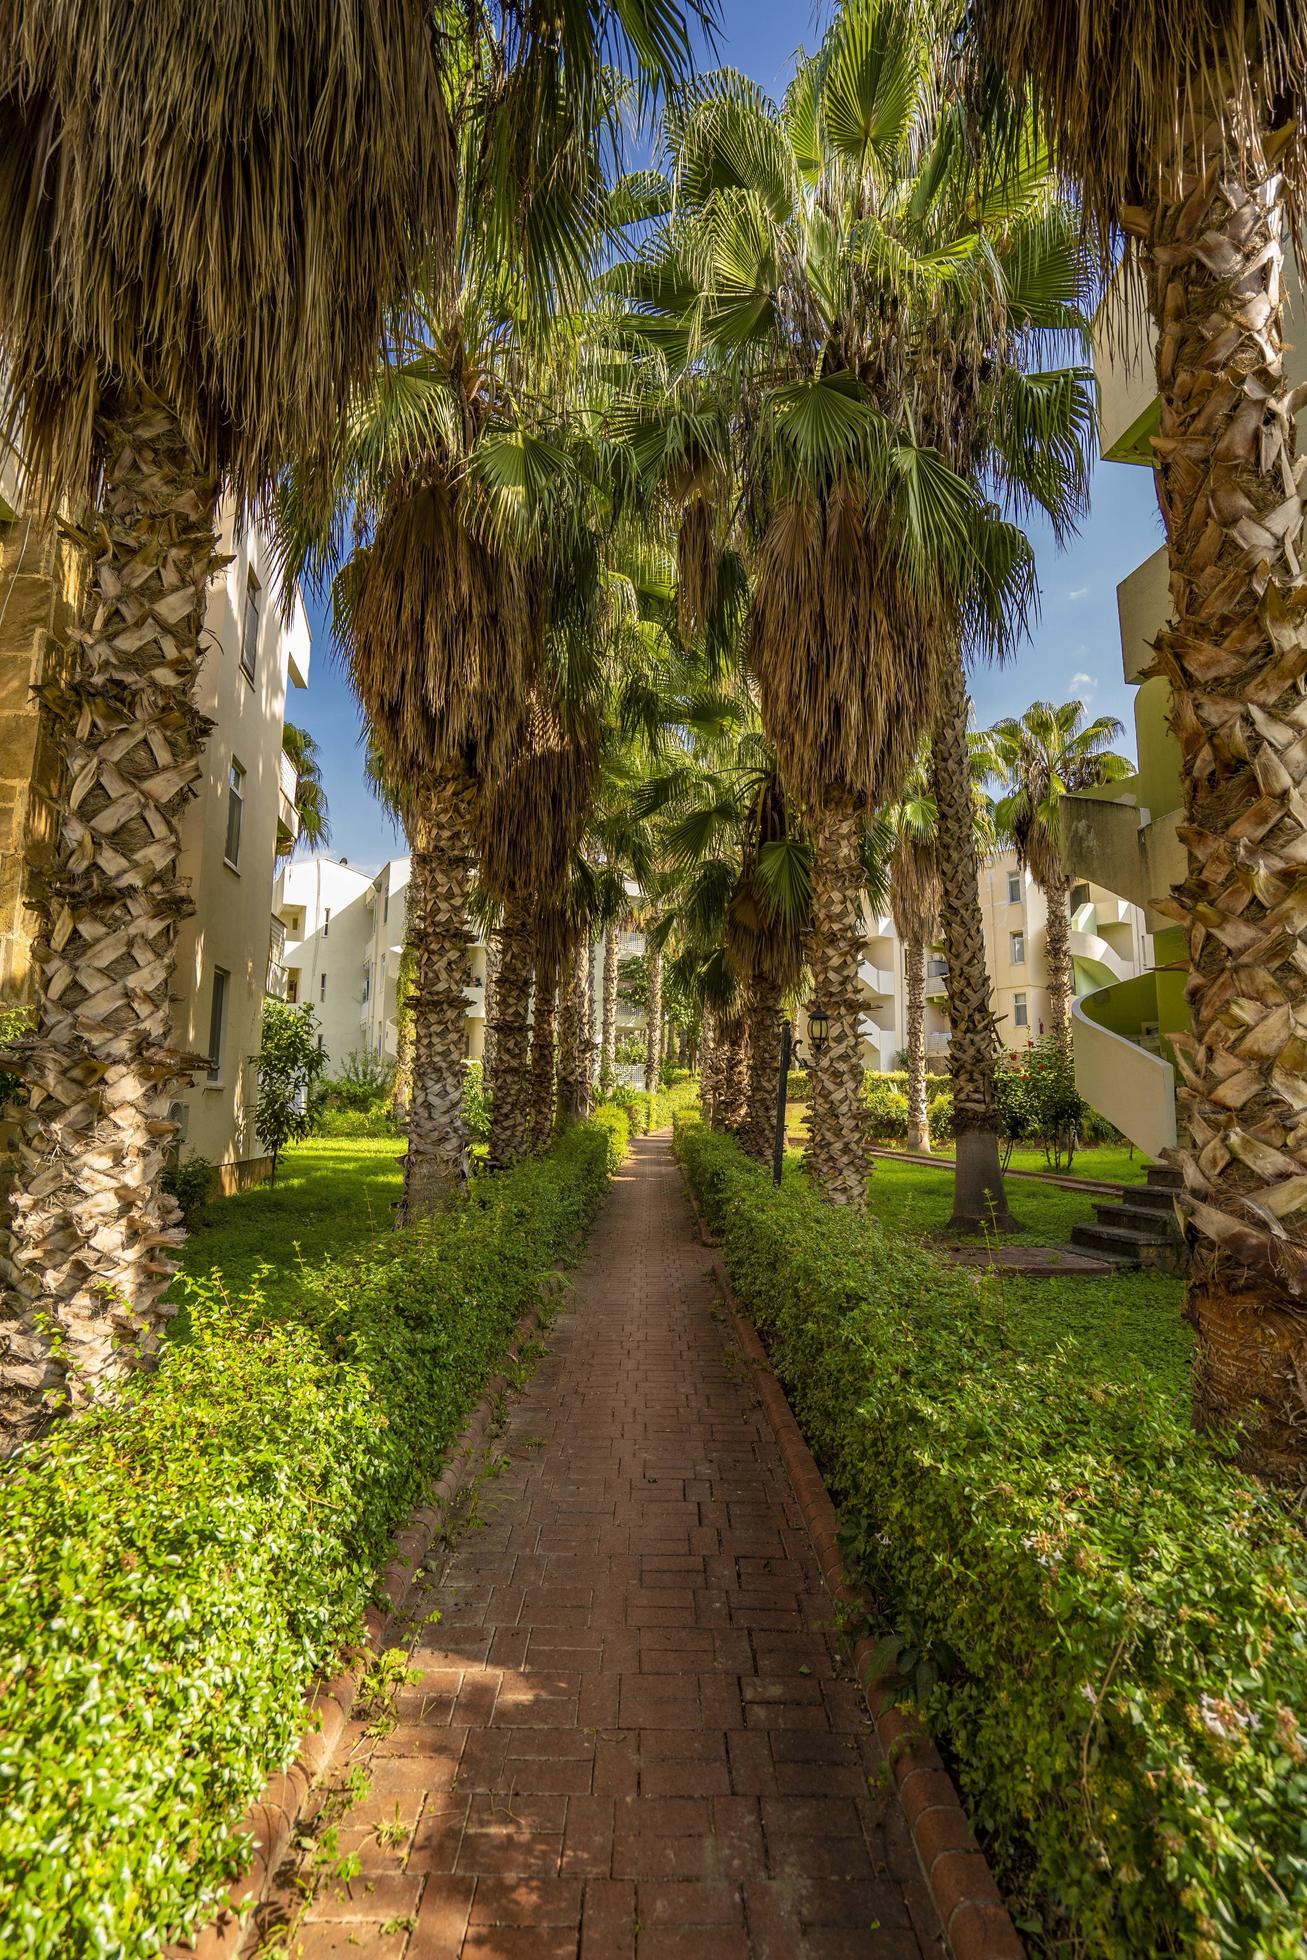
[292,0,1166,872]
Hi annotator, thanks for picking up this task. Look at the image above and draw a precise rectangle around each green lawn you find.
[785,1105,1151,1186]
[855,1152,1191,1405]
[167,1138,403,1333]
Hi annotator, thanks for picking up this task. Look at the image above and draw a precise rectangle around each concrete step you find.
[1146,1164,1183,1193]
[1070,1220,1183,1271]
[1125,1184,1178,1214]
[1094,1200,1177,1237]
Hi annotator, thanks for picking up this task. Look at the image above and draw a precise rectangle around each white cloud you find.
[1069,670,1098,700]
[1067,584,1090,601]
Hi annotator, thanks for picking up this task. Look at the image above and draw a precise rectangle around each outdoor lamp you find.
[808,1005,830,1057]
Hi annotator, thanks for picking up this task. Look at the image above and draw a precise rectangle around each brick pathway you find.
[287,1133,944,1959]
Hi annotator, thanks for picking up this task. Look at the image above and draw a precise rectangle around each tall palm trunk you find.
[1041,873,1073,1054]
[742,976,783,1164]
[556,936,592,1126]
[716,1010,751,1133]
[699,1008,718,1123]
[804,801,869,1208]
[0,394,220,1446]
[930,650,1019,1233]
[644,942,664,1092]
[487,896,532,1170]
[599,924,619,1094]
[1138,104,1307,1483]
[398,772,474,1222]
[528,946,559,1151]
[904,933,931,1154]
[482,931,500,1089]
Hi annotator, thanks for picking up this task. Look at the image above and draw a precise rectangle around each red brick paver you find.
[292,1135,944,1958]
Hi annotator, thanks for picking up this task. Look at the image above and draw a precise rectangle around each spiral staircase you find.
[1068,972,1183,1269]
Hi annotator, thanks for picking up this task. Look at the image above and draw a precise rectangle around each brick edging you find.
[169,1303,546,1959]
[679,1162,1024,1960]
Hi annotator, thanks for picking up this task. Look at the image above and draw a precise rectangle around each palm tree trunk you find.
[487,896,532,1170]
[644,942,664,1092]
[699,1008,718,1123]
[1138,107,1307,1483]
[1042,874,1073,1054]
[904,933,931,1154]
[717,1010,751,1133]
[481,930,500,1090]
[742,976,783,1164]
[556,936,592,1126]
[804,801,869,1208]
[600,924,619,1095]
[930,650,1019,1234]
[397,772,474,1222]
[528,945,559,1152]
[0,392,220,1447]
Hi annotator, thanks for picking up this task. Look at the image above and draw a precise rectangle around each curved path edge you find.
[682,1166,1025,1960]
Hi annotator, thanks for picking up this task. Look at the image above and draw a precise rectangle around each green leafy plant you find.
[677,1120,1307,1958]
[462,1060,490,1145]
[253,1001,329,1181]
[162,1155,215,1231]
[0,1116,623,1958]
[322,1047,395,1113]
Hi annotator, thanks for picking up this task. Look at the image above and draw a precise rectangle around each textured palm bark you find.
[1041,874,1074,1055]
[0,394,219,1447]
[481,932,500,1090]
[528,948,559,1152]
[904,934,931,1153]
[398,773,474,1222]
[742,976,784,1164]
[699,1009,718,1124]
[930,653,1019,1233]
[804,802,869,1208]
[599,925,619,1094]
[715,1010,751,1133]
[487,897,532,1170]
[644,943,664,1093]
[1136,110,1307,1483]
[556,936,592,1126]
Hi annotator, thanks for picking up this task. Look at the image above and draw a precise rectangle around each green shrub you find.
[0,1119,619,1958]
[676,1122,1307,1958]
[863,1078,909,1141]
[926,1085,953,1143]
[162,1155,215,1230]
[0,1004,31,1113]
[785,1067,809,1103]
[589,1100,632,1169]
[315,1107,397,1139]
[322,1047,395,1113]
[463,1060,490,1144]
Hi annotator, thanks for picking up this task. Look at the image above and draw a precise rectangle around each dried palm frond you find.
[0,0,456,499]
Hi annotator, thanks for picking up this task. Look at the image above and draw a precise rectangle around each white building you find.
[274,854,488,1072]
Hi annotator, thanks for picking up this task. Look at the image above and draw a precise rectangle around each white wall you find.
[274,857,374,1071]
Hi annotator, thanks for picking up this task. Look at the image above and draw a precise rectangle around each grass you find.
[168,1138,402,1336]
[785,1105,1152,1185]
[851,1151,1191,1408]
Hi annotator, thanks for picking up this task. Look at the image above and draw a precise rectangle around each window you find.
[1010,930,1025,964]
[240,569,260,682]
[1014,992,1029,1029]
[1007,871,1021,904]
[323,907,331,939]
[1070,881,1091,910]
[362,962,371,1004]
[286,968,300,1004]
[382,886,389,924]
[206,969,229,1082]
[224,760,244,869]
[319,972,327,1003]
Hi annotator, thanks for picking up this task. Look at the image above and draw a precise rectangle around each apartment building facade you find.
[825,847,1150,1075]
[0,482,310,1186]
[273,853,488,1073]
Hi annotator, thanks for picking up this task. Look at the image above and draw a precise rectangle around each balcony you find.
[858,962,896,1000]
[924,958,948,999]
[464,978,486,1016]
[277,746,300,848]
[266,915,289,998]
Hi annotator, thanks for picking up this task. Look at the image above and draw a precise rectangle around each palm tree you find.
[964,3,1307,1482]
[279,725,331,858]
[0,0,709,1443]
[982,700,1132,1052]
[0,4,455,1441]
[880,770,942,1154]
[620,21,1057,1211]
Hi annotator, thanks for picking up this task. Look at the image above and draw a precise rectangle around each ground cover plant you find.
[0,1111,628,1959]
[677,1119,1307,1956]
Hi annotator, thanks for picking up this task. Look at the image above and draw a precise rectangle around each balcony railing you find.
[266,916,288,997]
[277,746,300,845]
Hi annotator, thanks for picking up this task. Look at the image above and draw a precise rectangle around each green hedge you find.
[676,1121,1307,1957]
[608,1077,698,1135]
[0,1114,628,1958]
